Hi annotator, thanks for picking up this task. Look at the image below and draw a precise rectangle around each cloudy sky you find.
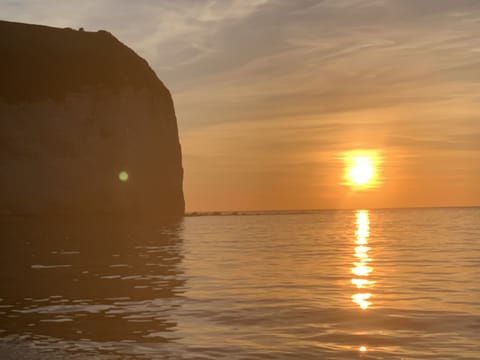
[3,0,480,211]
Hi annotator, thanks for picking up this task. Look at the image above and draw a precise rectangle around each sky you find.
[3,0,480,211]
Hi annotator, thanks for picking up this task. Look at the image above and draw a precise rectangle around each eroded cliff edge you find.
[0,20,185,217]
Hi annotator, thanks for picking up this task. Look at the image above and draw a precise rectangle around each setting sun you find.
[342,151,381,189]
[349,157,374,185]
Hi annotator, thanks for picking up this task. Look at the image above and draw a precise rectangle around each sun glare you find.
[349,157,373,185]
[342,151,380,189]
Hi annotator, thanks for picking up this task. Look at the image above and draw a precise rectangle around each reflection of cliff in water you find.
[0,217,185,344]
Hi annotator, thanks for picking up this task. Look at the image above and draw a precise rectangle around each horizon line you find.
[185,204,480,215]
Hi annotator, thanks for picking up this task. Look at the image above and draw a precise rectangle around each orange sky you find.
[5,0,480,211]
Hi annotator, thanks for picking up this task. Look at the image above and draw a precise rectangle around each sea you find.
[0,207,479,359]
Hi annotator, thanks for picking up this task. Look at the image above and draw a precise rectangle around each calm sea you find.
[0,208,479,359]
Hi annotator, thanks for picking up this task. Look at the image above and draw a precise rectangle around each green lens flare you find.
[118,171,129,182]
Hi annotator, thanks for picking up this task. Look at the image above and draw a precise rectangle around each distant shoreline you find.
[185,205,480,217]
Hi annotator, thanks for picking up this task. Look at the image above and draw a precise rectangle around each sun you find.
[348,157,374,185]
[342,150,380,189]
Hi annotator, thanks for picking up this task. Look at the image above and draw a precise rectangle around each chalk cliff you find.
[0,20,184,217]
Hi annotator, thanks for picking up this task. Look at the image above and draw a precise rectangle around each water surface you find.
[1,208,479,359]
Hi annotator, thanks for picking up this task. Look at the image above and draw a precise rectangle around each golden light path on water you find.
[351,210,375,354]
[351,210,375,310]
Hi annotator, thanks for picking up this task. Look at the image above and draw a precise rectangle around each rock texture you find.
[0,20,184,217]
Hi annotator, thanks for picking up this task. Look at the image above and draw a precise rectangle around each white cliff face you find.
[0,87,184,216]
[0,20,184,217]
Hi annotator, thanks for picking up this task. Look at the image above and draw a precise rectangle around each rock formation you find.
[0,20,185,217]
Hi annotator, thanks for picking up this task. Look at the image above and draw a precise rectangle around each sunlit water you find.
[1,208,479,359]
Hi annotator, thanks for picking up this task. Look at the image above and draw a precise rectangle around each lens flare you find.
[118,171,129,182]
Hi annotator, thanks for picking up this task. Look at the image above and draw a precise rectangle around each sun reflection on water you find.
[351,210,375,310]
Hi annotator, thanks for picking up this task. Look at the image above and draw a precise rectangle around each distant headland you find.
[0,20,184,217]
